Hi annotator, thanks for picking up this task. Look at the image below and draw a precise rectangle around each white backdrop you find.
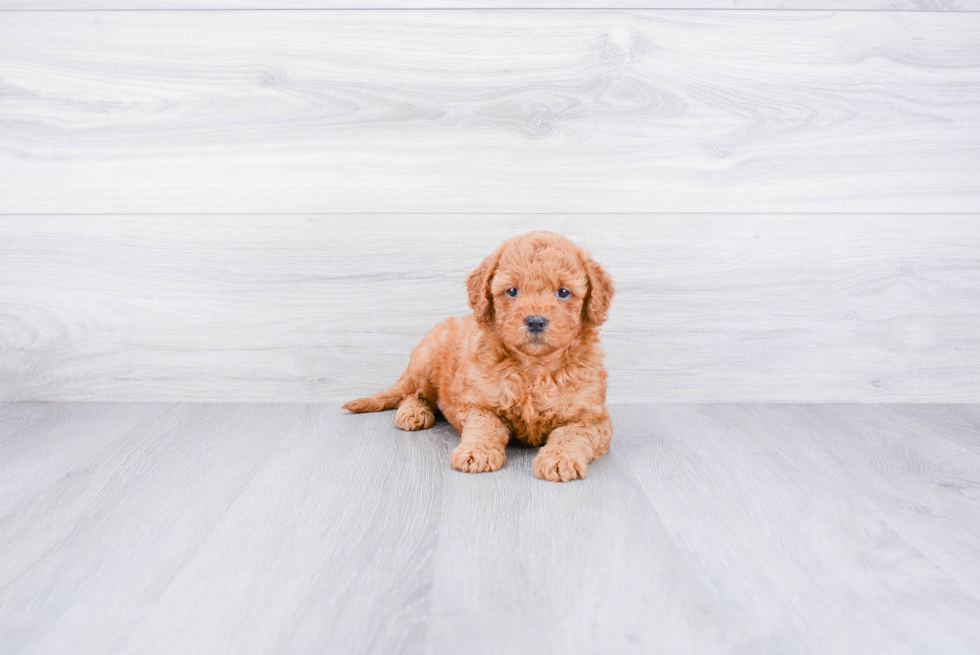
[1,7,979,402]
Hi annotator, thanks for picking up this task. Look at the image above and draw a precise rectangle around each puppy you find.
[343,231,614,482]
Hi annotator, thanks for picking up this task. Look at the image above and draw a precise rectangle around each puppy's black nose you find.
[524,315,548,334]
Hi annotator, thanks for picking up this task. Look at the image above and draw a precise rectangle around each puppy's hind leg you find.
[395,396,436,431]
[391,323,450,429]
[343,317,456,418]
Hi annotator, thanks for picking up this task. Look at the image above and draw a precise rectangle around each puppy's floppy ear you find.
[582,251,615,327]
[467,246,503,326]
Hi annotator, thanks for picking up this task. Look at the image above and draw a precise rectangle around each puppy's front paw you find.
[450,442,506,473]
[534,447,589,482]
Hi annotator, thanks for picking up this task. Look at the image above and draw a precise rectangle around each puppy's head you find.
[467,231,614,357]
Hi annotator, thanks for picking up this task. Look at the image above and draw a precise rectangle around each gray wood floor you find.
[2,403,980,654]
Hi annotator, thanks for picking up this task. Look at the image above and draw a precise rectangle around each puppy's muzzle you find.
[524,315,548,334]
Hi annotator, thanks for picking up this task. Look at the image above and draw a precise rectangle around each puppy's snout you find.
[524,315,549,334]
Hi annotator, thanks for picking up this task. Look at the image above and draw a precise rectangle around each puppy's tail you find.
[342,380,410,414]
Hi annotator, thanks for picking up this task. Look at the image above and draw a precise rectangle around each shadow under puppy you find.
[344,231,614,482]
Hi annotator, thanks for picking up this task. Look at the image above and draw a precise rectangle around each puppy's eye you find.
[506,287,519,298]
[556,287,571,299]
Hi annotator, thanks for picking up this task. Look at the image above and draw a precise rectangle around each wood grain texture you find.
[618,404,980,653]
[2,11,979,213]
[0,403,174,517]
[0,404,445,653]
[2,403,980,654]
[3,1,977,9]
[2,214,979,403]
[424,426,739,654]
[115,408,446,655]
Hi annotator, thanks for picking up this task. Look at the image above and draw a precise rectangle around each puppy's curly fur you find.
[343,231,614,482]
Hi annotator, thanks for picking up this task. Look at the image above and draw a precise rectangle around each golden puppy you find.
[343,231,614,482]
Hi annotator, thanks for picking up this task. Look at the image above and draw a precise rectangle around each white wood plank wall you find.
[2,11,980,213]
[3,1,979,9]
[2,215,978,402]
[1,5,978,402]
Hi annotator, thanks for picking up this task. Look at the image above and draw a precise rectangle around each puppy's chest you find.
[494,372,580,446]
